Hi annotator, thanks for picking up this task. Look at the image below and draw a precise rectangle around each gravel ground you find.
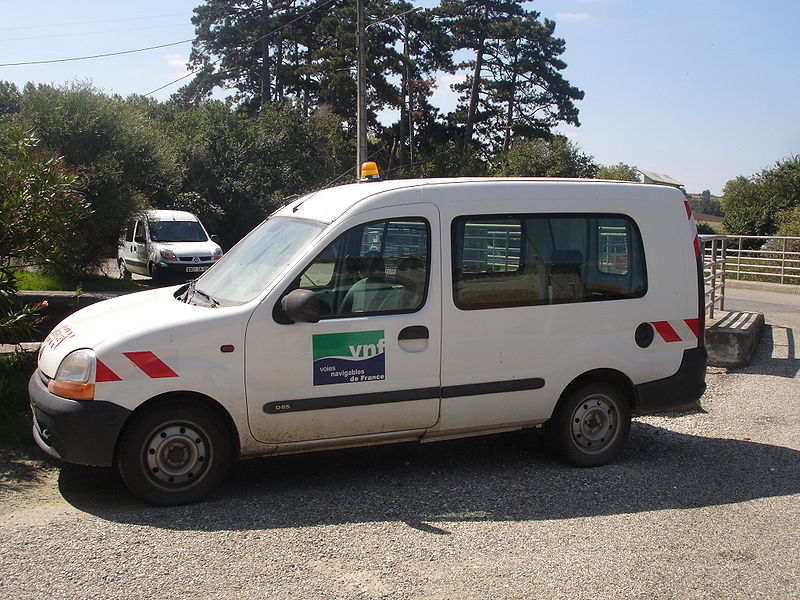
[1,287,798,600]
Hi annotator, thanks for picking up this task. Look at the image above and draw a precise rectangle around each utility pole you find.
[356,0,367,179]
[260,2,270,108]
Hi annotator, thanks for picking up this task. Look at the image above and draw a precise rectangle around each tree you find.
[496,135,597,178]
[722,156,800,236]
[596,162,639,182]
[414,140,490,177]
[186,0,405,121]
[479,14,583,152]
[372,2,453,174]
[776,206,800,251]
[0,81,21,118]
[156,99,350,248]
[0,124,90,273]
[17,83,182,265]
[439,1,583,152]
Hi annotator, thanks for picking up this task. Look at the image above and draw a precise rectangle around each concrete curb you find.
[0,342,41,355]
[2,290,129,346]
[726,279,800,295]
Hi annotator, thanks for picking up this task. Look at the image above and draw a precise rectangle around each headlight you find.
[48,349,96,400]
[160,248,177,262]
[213,247,223,260]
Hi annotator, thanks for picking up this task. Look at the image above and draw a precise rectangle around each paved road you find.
[725,284,800,315]
[1,285,798,599]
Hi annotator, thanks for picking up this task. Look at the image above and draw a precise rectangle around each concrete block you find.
[706,311,765,368]
[0,342,41,355]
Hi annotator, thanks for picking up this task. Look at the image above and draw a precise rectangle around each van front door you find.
[245,204,441,445]
[127,218,149,275]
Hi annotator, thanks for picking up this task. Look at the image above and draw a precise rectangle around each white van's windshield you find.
[150,220,208,242]
[190,217,325,306]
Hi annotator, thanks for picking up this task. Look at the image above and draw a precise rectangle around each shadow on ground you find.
[737,325,799,378]
[55,421,800,532]
[0,446,56,494]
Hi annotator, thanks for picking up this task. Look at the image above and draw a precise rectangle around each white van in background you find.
[117,210,223,282]
[32,173,707,504]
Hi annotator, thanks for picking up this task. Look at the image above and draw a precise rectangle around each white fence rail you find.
[700,235,800,319]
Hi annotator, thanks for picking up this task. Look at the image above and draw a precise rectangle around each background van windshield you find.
[150,220,207,242]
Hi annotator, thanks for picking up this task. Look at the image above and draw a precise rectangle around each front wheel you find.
[118,259,131,280]
[148,262,161,284]
[117,400,232,505]
[546,382,631,467]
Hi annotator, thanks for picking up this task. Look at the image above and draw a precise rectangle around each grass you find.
[717,256,800,285]
[14,270,144,293]
[0,351,37,447]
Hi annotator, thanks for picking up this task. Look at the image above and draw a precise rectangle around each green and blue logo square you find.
[312,330,386,386]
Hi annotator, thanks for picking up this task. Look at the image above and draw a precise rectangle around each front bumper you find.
[155,260,215,278]
[633,347,708,415]
[29,370,131,467]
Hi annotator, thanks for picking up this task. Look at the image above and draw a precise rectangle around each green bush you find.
[0,351,36,446]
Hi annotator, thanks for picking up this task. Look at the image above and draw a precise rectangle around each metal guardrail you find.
[700,234,800,319]
[717,235,800,284]
[701,235,727,319]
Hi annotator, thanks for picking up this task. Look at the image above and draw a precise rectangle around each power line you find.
[0,13,188,32]
[0,39,193,67]
[144,69,204,96]
[143,0,341,97]
[2,24,191,44]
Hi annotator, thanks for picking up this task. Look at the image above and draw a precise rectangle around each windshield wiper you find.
[179,280,196,303]
[193,287,219,308]
[179,279,217,307]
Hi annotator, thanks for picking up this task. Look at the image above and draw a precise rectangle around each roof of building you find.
[638,169,684,188]
[695,212,724,223]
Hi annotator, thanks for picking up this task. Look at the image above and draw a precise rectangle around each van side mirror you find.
[279,289,320,324]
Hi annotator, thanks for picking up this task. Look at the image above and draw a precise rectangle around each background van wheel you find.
[546,382,631,467]
[117,400,232,505]
[118,259,131,280]
[148,262,162,284]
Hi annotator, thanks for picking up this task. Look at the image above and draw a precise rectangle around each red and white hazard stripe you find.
[684,200,701,257]
[96,351,179,383]
[651,319,700,343]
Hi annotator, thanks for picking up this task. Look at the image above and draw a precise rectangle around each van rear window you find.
[452,214,647,310]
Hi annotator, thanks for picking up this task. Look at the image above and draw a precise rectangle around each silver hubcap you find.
[570,394,618,453]
[145,423,208,486]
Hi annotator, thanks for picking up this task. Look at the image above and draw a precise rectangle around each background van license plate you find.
[186,266,208,272]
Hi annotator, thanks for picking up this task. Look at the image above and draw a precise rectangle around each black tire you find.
[148,262,162,284]
[546,382,631,467]
[117,399,232,505]
[118,259,131,280]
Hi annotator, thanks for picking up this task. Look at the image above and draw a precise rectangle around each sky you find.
[1,0,798,195]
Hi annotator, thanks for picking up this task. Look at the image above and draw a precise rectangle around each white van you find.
[30,175,707,504]
[117,209,223,281]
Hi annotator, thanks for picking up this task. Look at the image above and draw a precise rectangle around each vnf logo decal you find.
[312,330,386,386]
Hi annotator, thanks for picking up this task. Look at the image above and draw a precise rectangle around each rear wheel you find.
[117,399,232,505]
[547,382,631,467]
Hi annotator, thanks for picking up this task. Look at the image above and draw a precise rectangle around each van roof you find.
[147,209,199,222]
[275,177,663,224]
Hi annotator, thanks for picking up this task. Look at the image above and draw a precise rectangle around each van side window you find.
[452,214,646,310]
[123,221,135,243]
[298,218,430,317]
[134,220,147,244]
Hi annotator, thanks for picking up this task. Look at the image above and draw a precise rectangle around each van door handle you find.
[399,326,429,341]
